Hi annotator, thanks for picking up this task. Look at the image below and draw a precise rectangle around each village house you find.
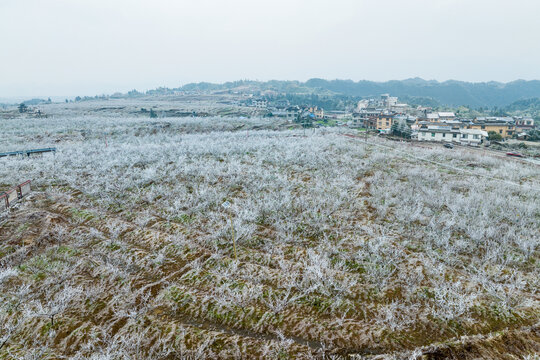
[426,113,440,122]
[356,94,411,114]
[354,108,399,130]
[307,106,325,120]
[380,94,398,108]
[362,116,378,129]
[360,108,382,118]
[348,117,363,128]
[327,111,353,125]
[460,128,488,146]
[252,99,268,109]
[414,118,462,130]
[271,109,288,118]
[468,117,515,138]
[515,117,535,131]
[376,113,394,131]
[420,112,456,123]
[356,108,383,129]
[417,125,488,145]
[394,114,417,126]
[286,106,300,122]
[438,112,456,121]
[417,126,461,142]
[390,103,411,114]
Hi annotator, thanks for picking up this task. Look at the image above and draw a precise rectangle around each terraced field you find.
[1,116,539,359]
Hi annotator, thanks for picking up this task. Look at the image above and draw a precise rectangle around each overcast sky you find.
[1,0,539,97]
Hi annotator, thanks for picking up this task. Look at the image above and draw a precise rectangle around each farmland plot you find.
[0,116,539,359]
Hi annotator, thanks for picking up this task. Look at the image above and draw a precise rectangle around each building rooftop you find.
[419,126,460,133]
[461,128,488,135]
[438,112,456,117]
[475,117,514,123]
[472,121,515,126]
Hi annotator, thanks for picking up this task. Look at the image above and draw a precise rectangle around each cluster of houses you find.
[255,102,325,123]
[352,95,536,145]
[356,93,412,114]
[247,94,536,145]
[363,111,535,144]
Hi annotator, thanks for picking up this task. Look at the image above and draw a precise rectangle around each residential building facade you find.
[417,126,487,145]
[376,113,394,131]
[467,120,515,138]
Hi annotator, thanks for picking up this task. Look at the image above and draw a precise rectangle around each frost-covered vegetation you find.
[0,116,539,359]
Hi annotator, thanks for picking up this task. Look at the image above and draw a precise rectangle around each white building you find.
[438,112,456,121]
[252,99,268,109]
[417,126,460,142]
[515,117,535,131]
[380,94,398,108]
[426,113,440,121]
[356,99,369,111]
[460,129,488,146]
[417,126,487,145]
[391,103,411,114]
[286,106,300,122]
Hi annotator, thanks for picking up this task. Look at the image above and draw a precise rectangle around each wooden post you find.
[229,212,237,261]
[5,188,17,207]
[0,194,7,210]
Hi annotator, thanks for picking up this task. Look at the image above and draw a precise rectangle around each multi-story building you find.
[468,117,515,138]
[376,113,394,131]
[390,103,411,114]
[307,106,324,120]
[380,94,398,108]
[252,99,268,109]
[286,106,300,122]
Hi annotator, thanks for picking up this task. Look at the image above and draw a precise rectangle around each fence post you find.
[0,194,7,210]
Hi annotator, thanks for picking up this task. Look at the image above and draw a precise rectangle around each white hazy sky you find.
[1,0,540,97]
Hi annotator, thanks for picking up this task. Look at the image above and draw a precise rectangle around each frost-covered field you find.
[1,95,255,119]
[0,116,539,359]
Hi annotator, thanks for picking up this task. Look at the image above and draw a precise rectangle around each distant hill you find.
[503,98,540,119]
[503,97,540,112]
[175,78,540,108]
[22,98,50,106]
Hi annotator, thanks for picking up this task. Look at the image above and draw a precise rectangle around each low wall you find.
[20,180,32,197]
[6,188,18,205]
